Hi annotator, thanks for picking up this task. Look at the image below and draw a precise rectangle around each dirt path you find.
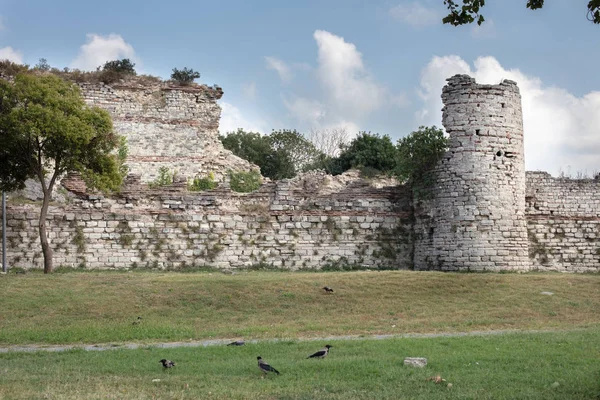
[0,329,572,353]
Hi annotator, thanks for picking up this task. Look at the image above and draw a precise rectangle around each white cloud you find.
[417,55,600,176]
[283,95,326,127]
[0,46,23,64]
[314,30,385,117]
[265,56,292,83]
[70,33,138,71]
[242,82,257,99]
[219,102,267,135]
[389,2,441,27]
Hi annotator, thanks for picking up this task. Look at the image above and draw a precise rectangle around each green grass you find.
[0,271,599,346]
[1,329,599,399]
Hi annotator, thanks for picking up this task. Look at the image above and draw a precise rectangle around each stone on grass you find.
[404,357,427,368]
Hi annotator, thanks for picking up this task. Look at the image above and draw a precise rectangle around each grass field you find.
[1,328,599,399]
[1,270,599,346]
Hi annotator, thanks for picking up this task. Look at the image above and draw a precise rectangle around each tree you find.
[269,129,320,172]
[221,129,318,180]
[337,132,398,175]
[34,58,51,72]
[0,74,125,273]
[307,127,349,158]
[395,126,448,197]
[171,67,201,85]
[442,0,600,26]
[101,59,136,75]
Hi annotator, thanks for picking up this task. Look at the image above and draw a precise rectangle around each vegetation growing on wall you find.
[148,167,175,188]
[229,169,262,193]
[188,172,218,191]
[170,67,201,85]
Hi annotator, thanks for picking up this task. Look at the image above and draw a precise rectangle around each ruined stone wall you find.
[525,172,600,272]
[79,82,255,183]
[414,75,529,271]
[1,172,413,270]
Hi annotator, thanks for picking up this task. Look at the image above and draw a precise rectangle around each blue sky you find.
[1,0,599,175]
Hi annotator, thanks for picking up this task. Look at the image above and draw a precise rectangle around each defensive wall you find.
[1,75,599,272]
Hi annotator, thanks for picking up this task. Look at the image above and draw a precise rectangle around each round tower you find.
[413,74,529,271]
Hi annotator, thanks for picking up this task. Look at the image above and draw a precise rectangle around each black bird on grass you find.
[159,359,176,368]
[257,356,280,376]
[307,345,332,359]
[227,340,245,346]
[323,286,334,293]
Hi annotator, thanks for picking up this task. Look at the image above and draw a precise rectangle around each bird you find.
[257,356,280,376]
[227,340,245,346]
[323,286,334,293]
[307,344,332,359]
[159,359,176,368]
[132,316,142,325]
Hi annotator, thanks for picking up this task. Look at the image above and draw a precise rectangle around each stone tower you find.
[413,74,530,271]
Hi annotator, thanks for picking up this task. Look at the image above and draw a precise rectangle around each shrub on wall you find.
[171,67,200,85]
[229,169,262,193]
[188,172,218,191]
[148,167,174,188]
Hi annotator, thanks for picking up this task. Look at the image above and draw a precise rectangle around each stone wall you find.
[79,82,256,183]
[414,75,529,271]
[1,171,414,270]
[525,171,600,272]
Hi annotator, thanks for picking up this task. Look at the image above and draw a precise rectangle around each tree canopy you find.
[337,132,398,176]
[220,129,321,180]
[442,0,600,26]
[395,126,448,197]
[0,73,126,273]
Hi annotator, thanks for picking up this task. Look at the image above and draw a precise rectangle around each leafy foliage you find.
[337,132,398,175]
[0,73,124,272]
[33,58,51,72]
[188,172,218,191]
[395,126,448,197]
[220,129,297,180]
[170,67,200,85]
[229,169,262,193]
[270,129,320,173]
[442,0,600,25]
[101,59,136,75]
[148,167,174,188]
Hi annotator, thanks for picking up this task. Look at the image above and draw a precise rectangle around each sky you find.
[0,0,599,176]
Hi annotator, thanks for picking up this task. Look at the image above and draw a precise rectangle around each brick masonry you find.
[1,75,599,272]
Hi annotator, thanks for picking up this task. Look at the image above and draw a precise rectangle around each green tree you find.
[442,0,600,26]
[0,74,125,273]
[337,132,398,175]
[395,126,448,197]
[34,58,51,72]
[220,128,273,168]
[270,129,320,172]
[171,67,201,85]
[220,129,296,180]
[101,59,136,75]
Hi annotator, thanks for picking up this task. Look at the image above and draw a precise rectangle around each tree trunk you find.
[39,188,53,274]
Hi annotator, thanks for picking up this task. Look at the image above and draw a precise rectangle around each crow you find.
[307,345,332,359]
[257,356,280,375]
[159,359,176,368]
[227,340,245,346]
[323,286,334,293]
